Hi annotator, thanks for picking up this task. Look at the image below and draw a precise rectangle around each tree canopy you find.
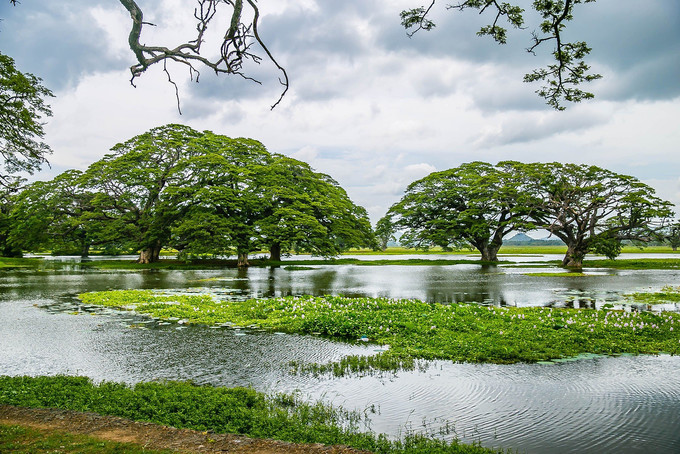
[401,0,602,110]
[387,161,673,266]
[386,161,534,261]
[513,162,675,266]
[4,124,373,264]
[0,51,53,186]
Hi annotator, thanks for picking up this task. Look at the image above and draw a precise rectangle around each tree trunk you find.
[269,242,281,261]
[80,241,90,258]
[562,242,586,268]
[237,251,250,267]
[479,243,500,262]
[137,241,161,264]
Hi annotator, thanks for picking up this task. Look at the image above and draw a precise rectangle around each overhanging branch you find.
[119,0,288,112]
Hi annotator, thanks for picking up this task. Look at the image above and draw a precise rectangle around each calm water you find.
[2,256,680,453]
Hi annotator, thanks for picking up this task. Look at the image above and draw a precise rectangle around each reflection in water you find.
[2,259,680,453]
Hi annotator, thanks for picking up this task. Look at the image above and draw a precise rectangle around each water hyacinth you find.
[78,290,680,375]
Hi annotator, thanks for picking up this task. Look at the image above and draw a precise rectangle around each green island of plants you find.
[625,286,680,305]
[78,290,680,374]
[0,375,502,454]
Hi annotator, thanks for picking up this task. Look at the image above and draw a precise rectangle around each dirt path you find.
[0,405,369,454]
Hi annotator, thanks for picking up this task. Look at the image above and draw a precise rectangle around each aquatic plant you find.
[78,291,680,375]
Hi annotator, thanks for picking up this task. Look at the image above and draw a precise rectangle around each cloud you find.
[4,0,680,221]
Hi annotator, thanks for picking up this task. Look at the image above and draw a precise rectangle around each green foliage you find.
[0,52,53,184]
[388,162,535,261]
[625,286,680,305]
[509,162,675,267]
[662,220,680,251]
[78,291,680,374]
[0,376,501,454]
[401,1,601,109]
[83,124,204,262]
[7,124,371,263]
[0,424,175,454]
[8,170,94,255]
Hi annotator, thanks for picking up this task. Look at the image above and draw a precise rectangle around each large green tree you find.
[258,155,374,261]
[512,162,674,267]
[0,178,23,257]
[0,51,53,186]
[401,0,602,110]
[662,221,680,251]
[167,141,373,265]
[7,170,95,256]
[166,132,273,266]
[83,124,203,263]
[387,161,534,261]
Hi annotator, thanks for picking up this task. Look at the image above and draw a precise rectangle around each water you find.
[1,257,680,453]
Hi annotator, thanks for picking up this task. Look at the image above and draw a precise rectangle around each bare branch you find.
[118,0,288,113]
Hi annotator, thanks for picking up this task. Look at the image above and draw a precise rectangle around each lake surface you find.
[2,256,680,453]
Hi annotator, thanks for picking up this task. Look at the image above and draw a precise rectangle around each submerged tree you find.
[388,161,534,261]
[512,162,674,267]
[0,52,53,186]
[401,0,602,110]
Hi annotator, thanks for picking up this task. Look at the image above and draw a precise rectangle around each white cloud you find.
[5,0,680,222]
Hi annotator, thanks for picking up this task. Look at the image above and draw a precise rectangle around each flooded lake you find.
[1,255,680,453]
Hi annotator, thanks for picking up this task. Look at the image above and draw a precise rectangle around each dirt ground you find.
[0,405,370,454]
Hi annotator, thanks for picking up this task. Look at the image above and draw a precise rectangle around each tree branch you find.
[118,0,288,112]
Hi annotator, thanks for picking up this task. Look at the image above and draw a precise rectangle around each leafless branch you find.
[118,0,288,113]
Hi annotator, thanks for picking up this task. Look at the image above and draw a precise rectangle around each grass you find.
[581,258,680,269]
[78,290,680,374]
[0,424,174,453]
[0,257,44,269]
[0,376,503,454]
[76,257,506,270]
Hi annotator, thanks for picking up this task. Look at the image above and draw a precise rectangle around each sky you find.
[1,0,679,226]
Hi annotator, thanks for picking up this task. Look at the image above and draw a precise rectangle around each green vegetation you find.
[626,286,680,305]
[580,258,680,270]
[0,375,502,454]
[384,161,535,262]
[384,161,673,268]
[5,125,373,265]
[78,291,680,374]
[0,424,174,454]
[0,257,43,269]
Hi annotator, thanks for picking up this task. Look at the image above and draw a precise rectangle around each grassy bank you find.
[78,257,502,270]
[0,376,502,454]
[0,257,44,269]
[78,291,680,374]
[0,424,174,454]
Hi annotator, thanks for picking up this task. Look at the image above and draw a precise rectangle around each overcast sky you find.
[2,0,679,224]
